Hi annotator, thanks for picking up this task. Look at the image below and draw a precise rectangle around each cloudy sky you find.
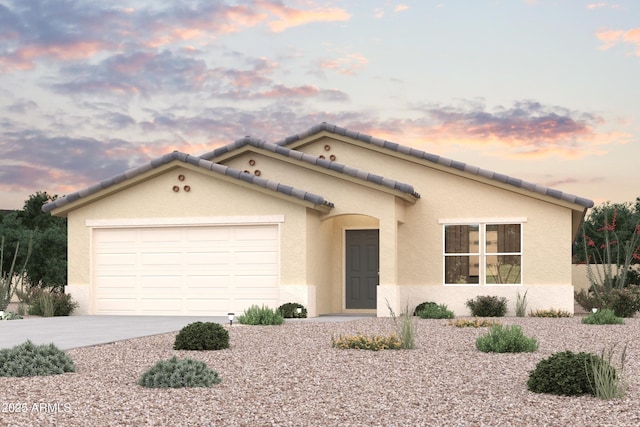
[1,0,638,210]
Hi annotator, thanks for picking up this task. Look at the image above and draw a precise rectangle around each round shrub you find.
[277,302,307,318]
[475,325,538,353]
[0,340,75,377]
[466,295,507,317]
[237,304,284,325]
[581,309,624,325]
[138,356,222,388]
[527,351,612,396]
[417,303,455,319]
[413,301,437,316]
[174,321,229,351]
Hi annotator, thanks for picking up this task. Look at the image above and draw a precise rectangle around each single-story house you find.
[43,123,594,317]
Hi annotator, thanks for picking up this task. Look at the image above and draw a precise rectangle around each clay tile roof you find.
[200,137,421,199]
[273,122,594,209]
[42,152,333,213]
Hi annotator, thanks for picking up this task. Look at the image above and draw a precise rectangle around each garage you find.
[92,224,280,315]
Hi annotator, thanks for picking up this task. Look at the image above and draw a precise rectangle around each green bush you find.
[582,309,624,325]
[528,351,613,396]
[138,356,222,388]
[413,301,437,316]
[28,289,78,316]
[466,295,507,317]
[417,303,454,319]
[475,325,538,353]
[0,341,75,377]
[237,304,284,325]
[277,302,307,318]
[174,322,229,351]
[575,285,640,318]
[0,311,23,320]
[331,334,401,351]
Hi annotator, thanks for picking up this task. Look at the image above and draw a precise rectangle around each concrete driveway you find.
[0,314,371,350]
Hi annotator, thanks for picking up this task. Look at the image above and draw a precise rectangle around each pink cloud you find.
[596,27,640,55]
[256,1,351,32]
[319,53,368,75]
[394,5,410,13]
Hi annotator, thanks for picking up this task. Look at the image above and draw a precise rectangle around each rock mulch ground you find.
[1,316,639,426]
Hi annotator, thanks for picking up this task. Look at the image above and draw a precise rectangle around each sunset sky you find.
[1,0,638,210]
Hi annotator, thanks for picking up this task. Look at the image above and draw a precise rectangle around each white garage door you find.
[93,225,279,315]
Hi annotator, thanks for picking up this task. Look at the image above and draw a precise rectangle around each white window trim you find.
[442,221,523,287]
[86,215,285,228]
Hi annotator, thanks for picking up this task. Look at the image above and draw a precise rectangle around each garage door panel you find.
[96,298,138,313]
[94,224,280,315]
[186,275,231,288]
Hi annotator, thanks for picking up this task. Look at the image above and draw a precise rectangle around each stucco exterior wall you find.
[65,165,311,315]
[295,136,576,315]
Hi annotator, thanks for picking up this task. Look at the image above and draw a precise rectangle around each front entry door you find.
[345,229,379,309]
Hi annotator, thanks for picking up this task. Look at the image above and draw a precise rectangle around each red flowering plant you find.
[575,201,640,317]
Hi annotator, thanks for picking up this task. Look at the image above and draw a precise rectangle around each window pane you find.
[445,225,480,254]
[445,255,480,284]
[486,224,520,253]
[486,255,521,284]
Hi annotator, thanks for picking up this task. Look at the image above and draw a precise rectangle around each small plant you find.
[237,304,284,325]
[475,324,538,353]
[277,302,307,318]
[448,318,501,328]
[28,289,78,316]
[0,234,33,311]
[515,290,528,317]
[575,285,640,318]
[0,341,75,377]
[528,351,612,397]
[331,334,402,351]
[0,311,23,320]
[174,321,230,351]
[529,308,573,318]
[138,356,222,388]
[582,308,624,325]
[387,300,417,349]
[588,344,627,400]
[417,303,454,319]
[466,295,507,317]
[413,301,437,316]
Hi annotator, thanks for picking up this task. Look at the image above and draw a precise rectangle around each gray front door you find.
[345,229,379,309]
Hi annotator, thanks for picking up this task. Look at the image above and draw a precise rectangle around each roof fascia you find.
[285,131,587,214]
[222,145,419,204]
[50,160,332,217]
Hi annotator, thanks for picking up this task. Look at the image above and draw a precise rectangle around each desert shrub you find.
[582,309,624,325]
[388,301,417,349]
[475,325,538,353]
[413,301,437,316]
[590,345,627,400]
[575,285,640,318]
[237,304,284,325]
[529,308,573,318]
[528,351,613,396]
[138,356,222,388]
[277,302,307,318]
[0,311,23,320]
[331,334,401,351]
[417,303,454,319]
[515,290,528,317]
[449,318,502,328]
[28,289,78,316]
[0,341,75,377]
[174,322,229,351]
[465,295,507,317]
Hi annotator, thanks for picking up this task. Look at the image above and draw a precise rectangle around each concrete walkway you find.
[0,314,372,350]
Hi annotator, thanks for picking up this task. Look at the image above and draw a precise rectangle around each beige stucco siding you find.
[65,166,311,314]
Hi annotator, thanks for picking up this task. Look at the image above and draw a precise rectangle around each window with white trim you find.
[443,223,522,285]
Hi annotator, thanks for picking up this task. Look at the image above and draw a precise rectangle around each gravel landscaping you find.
[1,316,639,426]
